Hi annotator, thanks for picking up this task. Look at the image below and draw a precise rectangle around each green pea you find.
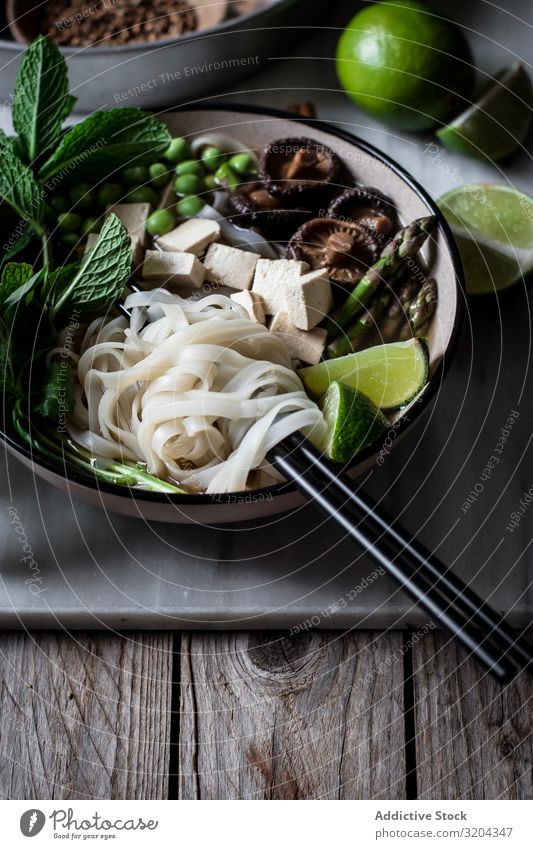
[175,159,204,178]
[146,208,175,237]
[81,217,101,236]
[58,211,82,233]
[229,152,257,176]
[126,186,159,206]
[214,163,240,191]
[60,233,81,248]
[176,195,205,217]
[149,162,170,188]
[174,174,203,196]
[68,183,94,210]
[50,195,69,214]
[204,174,217,191]
[97,183,123,206]
[165,137,191,163]
[121,166,149,186]
[201,145,224,172]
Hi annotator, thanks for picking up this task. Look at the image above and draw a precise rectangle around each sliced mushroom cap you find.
[259,137,340,200]
[225,182,309,240]
[328,187,398,238]
[287,217,381,286]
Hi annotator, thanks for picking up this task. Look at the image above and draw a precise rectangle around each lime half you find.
[321,382,390,462]
[299,339,429,409]
[438,183,533,294]
[436,63,533,161]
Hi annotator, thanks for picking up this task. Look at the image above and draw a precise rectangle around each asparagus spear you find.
[327,292,390,358]
[380,276,421,342]
[399,277,438,340]
[325,216,436,337]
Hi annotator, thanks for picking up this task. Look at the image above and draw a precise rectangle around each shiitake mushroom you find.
[327,187,398,238]
[287,217,381,287]
[259,137,340,202]
[225,182,309,241]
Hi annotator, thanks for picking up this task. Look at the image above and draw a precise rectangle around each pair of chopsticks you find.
[268,433,533,684]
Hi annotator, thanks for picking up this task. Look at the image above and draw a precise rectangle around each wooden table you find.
[1,629,532,799]
[1,0,533,801]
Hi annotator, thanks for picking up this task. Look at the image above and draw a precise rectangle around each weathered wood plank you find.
[0,631,173,799]
[413,631,533,799]
[178,630,406,799]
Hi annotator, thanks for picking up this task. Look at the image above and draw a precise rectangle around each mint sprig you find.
[49,213,132,316]
[0,262,34,305]
[39,108,171,182]
[0,143,45,232]
[13,35,75,165]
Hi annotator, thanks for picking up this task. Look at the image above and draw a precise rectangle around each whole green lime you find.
[336,1,474,131]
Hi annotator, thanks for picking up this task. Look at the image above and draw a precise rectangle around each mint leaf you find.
[4,269,42,312]
[39,108,171,182]
[0,262,33,305]
[2,228,35,264]
[0,144,44,229]
[0,317,16,395]
[0,128,8,148]
[50,213,131,316]
[36,359,75,420]
[42,262,79,301]
[13,36,74,165]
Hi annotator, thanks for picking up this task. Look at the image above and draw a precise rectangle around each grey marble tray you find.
[1,286,532,630]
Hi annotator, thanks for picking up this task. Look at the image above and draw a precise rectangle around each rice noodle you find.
[69,290,326,493]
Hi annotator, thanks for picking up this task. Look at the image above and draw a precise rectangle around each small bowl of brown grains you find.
[3,0,322,111]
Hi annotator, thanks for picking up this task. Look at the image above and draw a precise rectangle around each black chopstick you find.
[291,438,533,674]
[269,433,532,683]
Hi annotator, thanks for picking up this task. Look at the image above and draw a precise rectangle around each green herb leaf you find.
[13,36,74,165]
[0,128,9,148]
[49,213,131,316]
[0,143,44,229]
[36,359,75,420]
[42,262,79,302]
[0,317,17,396]
[4,269,42,312]
[0,262,34,305]
[39,108,171,182]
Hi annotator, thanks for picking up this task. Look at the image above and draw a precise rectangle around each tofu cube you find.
[252,258,309,315]
[142,250,205,288]
[105,202,151,245]
[285,267,333,330]
[157,218,221,255]
[203,243,259,291]
[230,290,266,324]
[269,313,327,365]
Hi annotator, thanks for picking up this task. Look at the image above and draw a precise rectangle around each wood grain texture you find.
[0,631,173,800]
[413,631,533,799]
[178,630,406,800]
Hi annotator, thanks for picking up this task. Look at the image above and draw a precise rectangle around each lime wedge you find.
[321,382,390,462]
[436,63,533,162]
[299,339,428,410]
[438,183,533,294]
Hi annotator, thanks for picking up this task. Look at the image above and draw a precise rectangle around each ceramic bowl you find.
[0,106,464,523]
